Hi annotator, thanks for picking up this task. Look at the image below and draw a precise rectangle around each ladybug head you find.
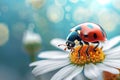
[66,41,75,49]
[81,29,107,42]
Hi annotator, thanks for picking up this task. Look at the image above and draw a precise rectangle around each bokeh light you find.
[18,10,30,19]
[26,0,45,9]
[69,0,79,3]
[33,13,48,27]
[112,0,120,10]
[65,5,71,12]
[97,0,111,5]
[73,7,93,23]
[47,5,64,23]
[0,23,9,46]
[12,22,26,39]
[65,13,71,20]
[54,0,67,6]
[97,9,120,32]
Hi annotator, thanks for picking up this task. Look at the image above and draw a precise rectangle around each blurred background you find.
[0,0,120,80]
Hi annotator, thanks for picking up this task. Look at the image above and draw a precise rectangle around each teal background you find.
[0,0,120,80]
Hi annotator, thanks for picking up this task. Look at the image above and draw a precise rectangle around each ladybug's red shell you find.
[78,23,106,42]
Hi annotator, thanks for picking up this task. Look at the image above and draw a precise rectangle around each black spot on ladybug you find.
[93,33,97,39]
[84,35,88,38]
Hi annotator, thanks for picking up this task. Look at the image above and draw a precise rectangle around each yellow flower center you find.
[69,45,105,66]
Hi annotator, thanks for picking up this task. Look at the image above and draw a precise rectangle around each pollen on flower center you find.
[69,45,105,66]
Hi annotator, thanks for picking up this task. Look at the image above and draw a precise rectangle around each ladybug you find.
[66,22,107,57]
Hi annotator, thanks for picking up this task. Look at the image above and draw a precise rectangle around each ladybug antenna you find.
[58,44,67,51]
[58,44,66,46]
[64,47,67,51]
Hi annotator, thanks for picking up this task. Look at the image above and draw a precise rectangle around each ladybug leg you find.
[84,42,90,58]
[93,41,99,52]
[71,47,75,52]
[78,41,83,58]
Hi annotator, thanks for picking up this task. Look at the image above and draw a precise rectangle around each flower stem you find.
[30,52,35,62]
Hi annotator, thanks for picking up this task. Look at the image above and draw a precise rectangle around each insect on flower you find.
[59,22,107,58]
[30,36,120,80]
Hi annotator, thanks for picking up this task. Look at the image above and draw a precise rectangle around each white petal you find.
[74,73,86,80]
[64,66,83,80]
[105,53,120,61]
[104,46,120,55]
[50,38,69,52]
[30,59,68,67]
[103,61,120,68]
[106,52,120,59]
[51,65,76,80]
[30,59,70,76]
[84,63,100,80]
[104,59,120,63]
[30,60,52,67]
[103,36,120,51]
[96,63,119,74]
[38,51,68,59]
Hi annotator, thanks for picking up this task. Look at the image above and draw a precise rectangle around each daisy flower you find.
[23,26,41,61]
[23,27,41,45]
[30,36,120,80]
